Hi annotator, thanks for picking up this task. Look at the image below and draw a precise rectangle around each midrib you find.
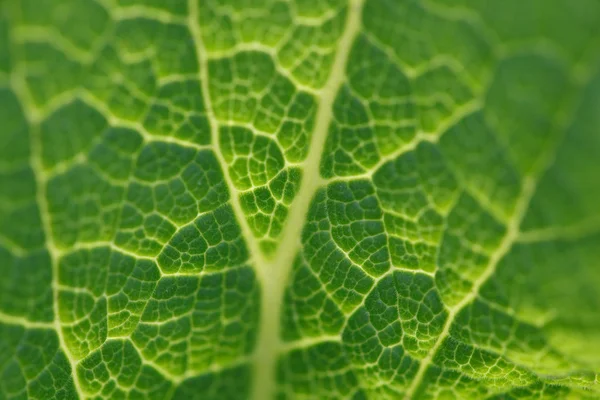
[190,0,364,398]
[250,1,364,397]
[251,1,365,398]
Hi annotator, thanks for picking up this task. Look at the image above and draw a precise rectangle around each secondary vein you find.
[187,0,267,270]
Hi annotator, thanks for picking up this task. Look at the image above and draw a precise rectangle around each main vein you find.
[249,1,365,399]
[188,0,363,398]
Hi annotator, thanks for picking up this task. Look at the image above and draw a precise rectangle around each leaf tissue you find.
[0,0,599,399]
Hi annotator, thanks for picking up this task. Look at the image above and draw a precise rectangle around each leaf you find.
[0,0,599,399]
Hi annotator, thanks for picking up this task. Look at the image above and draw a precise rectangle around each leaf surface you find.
[0,0,599,399]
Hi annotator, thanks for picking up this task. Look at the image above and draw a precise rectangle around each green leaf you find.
[1,0,599,399]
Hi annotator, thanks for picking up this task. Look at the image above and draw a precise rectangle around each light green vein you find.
[187,0,267,271]
[249,0,365,399]
[7,12,86,400]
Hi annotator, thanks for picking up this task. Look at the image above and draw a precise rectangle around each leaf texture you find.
[0,0,599,399]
